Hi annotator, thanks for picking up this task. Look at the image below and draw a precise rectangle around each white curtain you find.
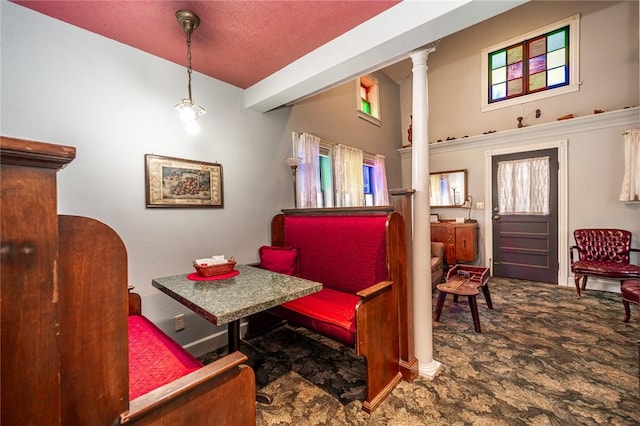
[293,132,321,208]
[497,156,550,215]
[619,129,640,201]
[373,154,389,206]
[334,144,364,207]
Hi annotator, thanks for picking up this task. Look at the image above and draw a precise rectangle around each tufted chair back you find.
[573,229,633,263]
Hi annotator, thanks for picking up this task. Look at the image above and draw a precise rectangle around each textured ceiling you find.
[12,0,400,89]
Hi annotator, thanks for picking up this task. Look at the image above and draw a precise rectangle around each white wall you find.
[1,2,293,352]
[283,72,403,189]
[400,0,639,142]
[1,2,405,354]
[397,0,640,292]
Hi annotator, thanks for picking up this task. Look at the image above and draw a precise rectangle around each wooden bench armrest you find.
[120,351,256,425]
[569,245,578,262]
[354,279,401,413]
[128,289,142,316]
[356,280,393,302]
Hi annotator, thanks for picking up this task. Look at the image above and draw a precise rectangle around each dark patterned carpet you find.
[199,278,640,425]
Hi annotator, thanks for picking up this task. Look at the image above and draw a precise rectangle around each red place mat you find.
[187,270,239,281]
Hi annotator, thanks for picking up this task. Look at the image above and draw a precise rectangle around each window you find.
[293,132,388,208]
[356,75,381,126]
[363,163,375,206]
[481,14,580,112]
[319,144,334,208]
[360,83,372,114]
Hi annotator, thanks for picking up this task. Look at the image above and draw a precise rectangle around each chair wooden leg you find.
[434,291,447,322]
[574,275,583,298]
[481,284,493,310]
[468,296,481,333]
[581,275,589,291]
[622,300,631,323]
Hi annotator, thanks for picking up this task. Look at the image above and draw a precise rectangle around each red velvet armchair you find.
[570,228,640,298]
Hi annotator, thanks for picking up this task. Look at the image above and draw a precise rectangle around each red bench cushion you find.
[621,280,640,303]
[571,260,640,279]
[271,288,359,346]
[128,315,202,399]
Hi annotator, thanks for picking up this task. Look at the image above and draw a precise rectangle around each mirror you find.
[429,169,468,207]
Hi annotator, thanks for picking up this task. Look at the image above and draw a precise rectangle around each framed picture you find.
[430,213,440,223]
[145,154,223,208]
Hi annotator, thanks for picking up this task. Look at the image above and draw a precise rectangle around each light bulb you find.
[186,120,200,135]
[179,105,197,122]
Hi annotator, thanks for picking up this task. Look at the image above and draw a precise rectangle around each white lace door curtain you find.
[497,156,550,215]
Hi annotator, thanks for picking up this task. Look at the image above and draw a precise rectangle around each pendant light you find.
[174,10,206,126]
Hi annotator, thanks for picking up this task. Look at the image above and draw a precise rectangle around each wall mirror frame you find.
[429,169,468,208]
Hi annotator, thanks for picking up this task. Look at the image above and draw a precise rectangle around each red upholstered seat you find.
[266,214,389,346]
[570,228,640,297]
[272,288,359,346]
[128,315,202,399]
[621,280,640,322]
[572,260,640,278]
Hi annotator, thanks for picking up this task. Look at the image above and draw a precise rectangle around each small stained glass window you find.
[487,25,570,104]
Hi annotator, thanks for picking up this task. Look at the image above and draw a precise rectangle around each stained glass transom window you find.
[488,26,569,103]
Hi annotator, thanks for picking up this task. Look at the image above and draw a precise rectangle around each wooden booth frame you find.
[145,154,223,208]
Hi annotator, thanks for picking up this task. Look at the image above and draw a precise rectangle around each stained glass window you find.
[360,83,371,114]
[488,26,569,103]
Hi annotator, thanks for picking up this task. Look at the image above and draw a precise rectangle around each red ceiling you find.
[12,1,400,89]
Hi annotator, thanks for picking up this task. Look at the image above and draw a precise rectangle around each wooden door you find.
[491,148,558,283]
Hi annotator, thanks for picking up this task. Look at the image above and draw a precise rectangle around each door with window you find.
[491,148,558,283]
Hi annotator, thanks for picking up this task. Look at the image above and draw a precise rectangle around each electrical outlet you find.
[174,314,185,332]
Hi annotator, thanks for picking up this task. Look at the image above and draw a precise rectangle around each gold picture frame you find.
[145,154,223,208]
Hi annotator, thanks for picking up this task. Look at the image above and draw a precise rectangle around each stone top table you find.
[152,264,322,350]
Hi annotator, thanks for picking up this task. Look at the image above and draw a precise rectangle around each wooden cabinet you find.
[431,220,479,267]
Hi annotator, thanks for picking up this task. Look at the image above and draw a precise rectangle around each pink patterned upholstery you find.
[128,315,202,399]
[570,228,640,297]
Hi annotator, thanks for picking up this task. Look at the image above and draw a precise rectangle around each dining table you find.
[152,264,322,353]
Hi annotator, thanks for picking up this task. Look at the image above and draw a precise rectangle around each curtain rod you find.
[622,129,639,135]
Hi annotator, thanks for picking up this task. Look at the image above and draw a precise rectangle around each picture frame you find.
[145,154,223,208]
[430,213,440,223]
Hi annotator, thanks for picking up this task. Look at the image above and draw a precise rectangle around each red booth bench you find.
[257,208,413,413]
[59,215,256,425]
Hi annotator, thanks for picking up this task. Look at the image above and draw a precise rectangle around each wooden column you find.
[390,189,418,381]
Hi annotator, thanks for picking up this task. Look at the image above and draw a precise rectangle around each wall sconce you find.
[462,195,473,221]
[174,10,206,133]
[285,157,302,208]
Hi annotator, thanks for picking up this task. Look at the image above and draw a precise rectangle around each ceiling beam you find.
[245,0,528,113]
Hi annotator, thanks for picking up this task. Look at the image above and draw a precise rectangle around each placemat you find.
[187,270,239,281]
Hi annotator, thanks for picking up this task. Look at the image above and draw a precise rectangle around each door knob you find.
[493,215,500,220]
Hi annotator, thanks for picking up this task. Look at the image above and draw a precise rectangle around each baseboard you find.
[184,321,248,358]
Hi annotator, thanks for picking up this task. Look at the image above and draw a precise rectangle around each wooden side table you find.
[434,265,492,333]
